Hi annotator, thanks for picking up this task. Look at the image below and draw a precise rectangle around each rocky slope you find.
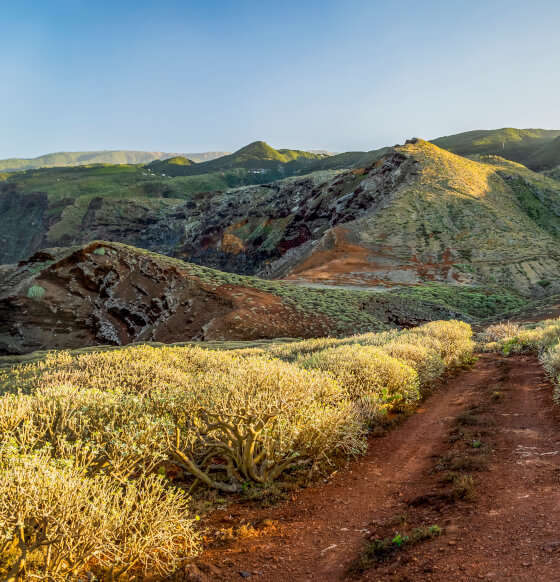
[0,241,457,355]
[2,140,560,297]
[279,141,560,295]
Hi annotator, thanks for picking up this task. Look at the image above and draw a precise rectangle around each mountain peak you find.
[233,141,279,159]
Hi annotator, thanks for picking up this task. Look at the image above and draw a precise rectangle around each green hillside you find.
[217,141,324,165]
[0,149,229,172]
[431,128,560,170]
[526,136,560,171]
[150,141,328,178]
[147,156,195,174]
[0,163,283,260]
[1,163,276,203]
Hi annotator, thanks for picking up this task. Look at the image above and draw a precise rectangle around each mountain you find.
[0,240,456,354]
[431,128,560,170]
[147,156,195,174]
[3,127,559,175]
[148,141,329,178]
[275,140,560,296]
[3,139,560,298]
[0,150,229,172]
[148,141,392,178]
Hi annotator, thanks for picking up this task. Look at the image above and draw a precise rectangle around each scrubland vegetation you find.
[0,321,473,580]
[482,317,560,402]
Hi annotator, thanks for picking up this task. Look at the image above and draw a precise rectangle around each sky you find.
[1,0,559,158]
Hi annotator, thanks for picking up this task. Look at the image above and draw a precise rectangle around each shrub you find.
[480,322,522,344]
[2,346,364,491]
[299,344,420,418]
[540,342,560,403]
[408,320,474,367]
[0,446,200,581]
[380,340,445,384]
[26,285,45,299]
[483,318,560,354]
[159,353,365,490]
[28,384,168,481]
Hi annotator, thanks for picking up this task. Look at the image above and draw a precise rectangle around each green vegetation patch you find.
[504,175,560,237]
[356,524,441,571]
[27,285,45,299]
[392,283,527,319]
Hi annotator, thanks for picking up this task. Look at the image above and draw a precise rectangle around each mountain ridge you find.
[148,141,329,177]
[3,138,560,298]
[0,149,230,172]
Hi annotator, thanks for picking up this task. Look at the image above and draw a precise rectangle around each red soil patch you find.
[286,228,459,286]
[287,227,374,280]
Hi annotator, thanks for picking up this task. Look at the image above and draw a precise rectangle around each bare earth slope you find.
[195,352,560,581]
[0,240,456,354]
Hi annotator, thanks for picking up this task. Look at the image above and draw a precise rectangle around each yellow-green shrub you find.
[0,320,475,494]
[540,342,560,403]
[1,346,364,491]
[0,446,200,581]
[299,344,420,418]
[482,318,560,355]
[380,340,445,384]
[158,352,365,489]
[408,320,474,367]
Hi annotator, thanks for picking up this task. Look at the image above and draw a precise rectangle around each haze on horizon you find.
[2,0,559,159]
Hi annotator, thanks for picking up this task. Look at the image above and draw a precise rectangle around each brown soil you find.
[191,353,560,581]
[0,241,337,354]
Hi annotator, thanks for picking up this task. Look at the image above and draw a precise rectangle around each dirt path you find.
[191,354,560,581]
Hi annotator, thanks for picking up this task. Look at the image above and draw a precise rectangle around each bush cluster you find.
[482,318,560,355]
[0,320,474,580]
[481,317,560,402]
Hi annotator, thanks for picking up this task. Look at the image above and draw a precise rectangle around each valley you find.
[2,131,560,357]
[2,128,560,582]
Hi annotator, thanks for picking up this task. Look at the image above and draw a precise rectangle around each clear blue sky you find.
[2,0,559,158]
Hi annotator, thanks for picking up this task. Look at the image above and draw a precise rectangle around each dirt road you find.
[192,354,560,581]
